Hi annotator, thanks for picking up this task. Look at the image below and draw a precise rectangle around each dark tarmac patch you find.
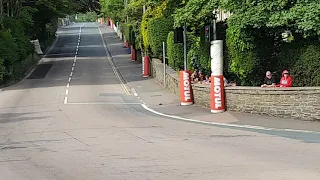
[27,63,53,79]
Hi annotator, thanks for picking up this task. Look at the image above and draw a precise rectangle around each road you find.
[0,22,320,180]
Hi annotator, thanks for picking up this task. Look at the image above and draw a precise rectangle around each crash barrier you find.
[30,39,43,55]
[151,58,320,121]
[179,70,194,106]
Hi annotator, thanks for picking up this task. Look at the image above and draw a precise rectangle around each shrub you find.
[4,17,33,61]
[0,59,4,82]
[124,23,134,45]
[140,11,152,53]
[167,31,184,70]
[286,44,320,86]
[148,16,173,58]
[0,30,19,79]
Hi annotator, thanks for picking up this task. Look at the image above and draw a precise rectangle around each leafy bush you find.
[0,59,4,82]
[167,31,184,70]
[76,12,98,22]
[124,23,134,45]
[4,17,34,61]
[276,41,320,87]
[0,30,19,79]
[148,16,173,58]
[140,11,152,53]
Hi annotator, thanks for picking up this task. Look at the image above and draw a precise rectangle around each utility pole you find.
[183,23,187,71]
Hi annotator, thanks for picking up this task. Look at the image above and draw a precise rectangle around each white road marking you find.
[96,25,131,95]
[63,24,82,105]
[131,88,138,96]
[140,104,320,134]
[66,102,142,105]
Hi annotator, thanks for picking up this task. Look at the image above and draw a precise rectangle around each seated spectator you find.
[224,77,236,87]
[279,70,293,87]
[199,71,205,81]
[261,71,276,88]
[191,69,199,82]
[201,75,211,84]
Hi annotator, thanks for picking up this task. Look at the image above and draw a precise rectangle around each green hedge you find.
[0,59,4,82]
[0,30,19,79]
[276,41,320,87]
[124,23,134,45]
[167,31,184,70]
[148,16,173,58]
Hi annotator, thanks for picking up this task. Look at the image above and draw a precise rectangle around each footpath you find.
[99,24,320,133]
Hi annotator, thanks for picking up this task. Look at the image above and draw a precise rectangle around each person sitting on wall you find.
[279,70,293,87]
[201,75,211,84]
[199,71,205,82]
[191,69,200,82]
[261,71,276,88]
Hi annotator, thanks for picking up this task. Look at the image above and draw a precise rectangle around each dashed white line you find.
[64,24,82,105]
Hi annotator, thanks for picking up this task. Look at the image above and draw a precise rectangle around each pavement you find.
[0,22,319,179]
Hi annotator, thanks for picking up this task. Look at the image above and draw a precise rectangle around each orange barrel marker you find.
[131,46,136,61]
[210,75,225,113]
[179,70,194,106]
[143,56,150,77]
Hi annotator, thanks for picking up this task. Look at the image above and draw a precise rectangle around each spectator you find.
[201,75,211,84]
[279,70,293,87]
[199,71,204,81]
[191,69,199,82]
[261,71,276,88]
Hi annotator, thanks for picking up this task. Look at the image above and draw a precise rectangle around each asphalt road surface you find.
[0,22,320,180]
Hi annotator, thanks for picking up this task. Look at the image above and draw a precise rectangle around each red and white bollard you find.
[210,40,225,113]
[143,56,150,77]
[131,46,136,61]
[179,70,194,106]
[210,75,225,113]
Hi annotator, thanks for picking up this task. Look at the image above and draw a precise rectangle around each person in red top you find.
[279,70,293,87]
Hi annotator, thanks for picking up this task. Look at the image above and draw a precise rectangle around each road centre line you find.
[64,24,82,105]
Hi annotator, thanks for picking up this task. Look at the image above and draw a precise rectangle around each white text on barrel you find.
[214,77,222,108]
[183,72,191,101]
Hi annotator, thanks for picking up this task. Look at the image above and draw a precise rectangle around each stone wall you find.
[151,58,320,121]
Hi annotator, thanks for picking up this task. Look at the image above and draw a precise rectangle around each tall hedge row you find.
[167,31,184,70]
[148,16,173,58]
